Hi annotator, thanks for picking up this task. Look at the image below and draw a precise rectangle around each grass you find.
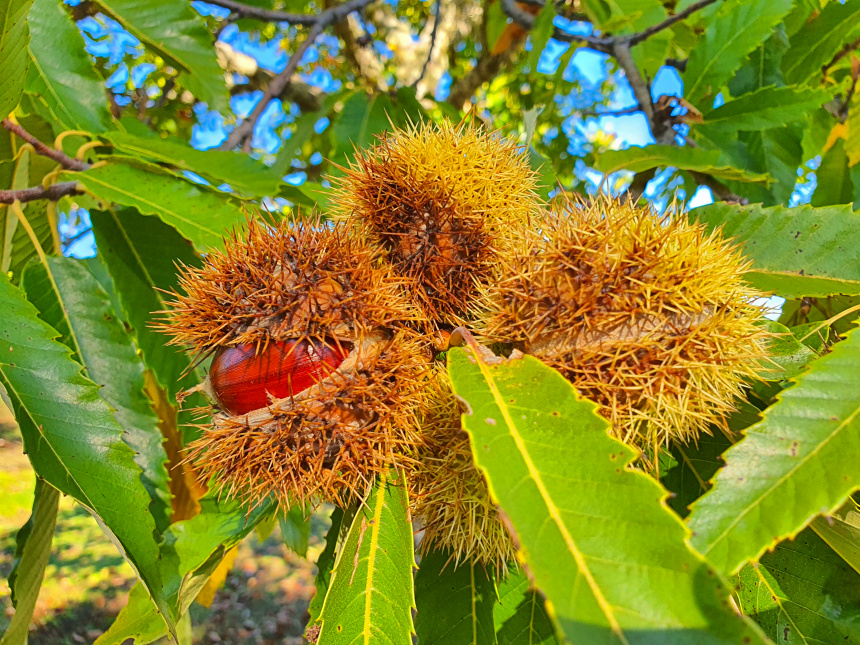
[0,405,324,644]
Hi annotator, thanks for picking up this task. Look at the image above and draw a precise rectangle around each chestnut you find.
[209,338,350,415]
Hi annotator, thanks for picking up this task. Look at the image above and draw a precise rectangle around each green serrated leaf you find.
[74,164,245,251]
[811,138,854,207]
[22,257,171,536]
[106,121,283,198]
[316,472,415,645]
[26,0,111,132]
[782,0,860,86]
[90,208,201,401]
[96,495,276,644]
[0,271,171,633]
[660,429,734,520]
[307,506,346,628]
[688,324,860,576]
[701,86,832,130]
[494,569,560,645]
[691,202,860,298]
[94,0,228,112]
[0,479,59,645]
[811,497,860,575]
[683,0,794,105]
[94,582,168,645]
[595,144,769,183]
[414,548,496,645]
[447,347,769,644]
[737,528,860,643]
[279,505,311,558]
[760,320,817,381]
[0,0,36,119]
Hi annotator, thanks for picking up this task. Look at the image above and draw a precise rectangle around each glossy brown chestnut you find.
[209,338,351,415]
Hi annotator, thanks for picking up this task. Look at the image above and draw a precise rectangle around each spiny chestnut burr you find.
[159,217,428,506]
[333,119,543,329]
[408,369,516,570]
[478,195,772,454]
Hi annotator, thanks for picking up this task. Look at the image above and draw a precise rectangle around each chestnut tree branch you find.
[412,0,443,89]
[0,182,83,205]
[218,22,324,151]
[205,0,372,25]
[2,119,90,171]
[551,0,722,48]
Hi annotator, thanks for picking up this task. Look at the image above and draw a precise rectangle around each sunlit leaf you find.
[736,528,860,643]
[26,0,111,132]
[701,86,832,131]
[688,325,860,575]
[316,472,415,644]
[683,0,794,105]
[0,0,35,119]
[447,346,769,644]
[595,144,769,183]
[75,164,245,251]
[692,202,860,298]
[0,479,59,645]
[95,0,228,112]
[0,271,171,633]
[811,497,860,576]
[22,257,172,535]
[781,0,860,85]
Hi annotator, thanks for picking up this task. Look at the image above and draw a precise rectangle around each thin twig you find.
[220,22,323,151]
[579,105,642,118]
[218,0,371,151]
[552,0,722,48]
[2,119,89,171]
[688,171,747,204]
[205,0,372,26]
[627,0,719,45]
[499,0,538,29]
[62,226,94,250]
[823,34,860,75]
[412,0,443,89]
[613,42,655,126]
[0,182,83,205]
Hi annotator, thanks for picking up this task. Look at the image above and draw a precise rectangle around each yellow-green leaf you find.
[447,346,769,644]
[688,325,860,576]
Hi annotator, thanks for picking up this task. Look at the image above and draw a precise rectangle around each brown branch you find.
[412,0,443,89]
[823,34,860,75]
[627,0,720,45]
[688,171,747,204]
[613,43,655,127]
[552,0,722,49]
[500,0,539,29]
[204,0,372,26]
[218,0,372,151]
[0,182,83,205]
[2,119,89,171]
[220,22,324,151]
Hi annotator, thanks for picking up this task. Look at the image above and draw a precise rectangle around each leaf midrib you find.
[469,349,628,643]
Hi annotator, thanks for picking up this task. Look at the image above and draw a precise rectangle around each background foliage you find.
[2,0,860,643]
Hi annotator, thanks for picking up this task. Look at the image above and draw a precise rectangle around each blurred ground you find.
[0,402,324,645]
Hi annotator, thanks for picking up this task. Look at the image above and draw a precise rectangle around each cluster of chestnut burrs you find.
[162,120,769,566]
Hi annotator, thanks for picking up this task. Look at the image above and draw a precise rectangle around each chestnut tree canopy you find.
[2,0,860,643]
